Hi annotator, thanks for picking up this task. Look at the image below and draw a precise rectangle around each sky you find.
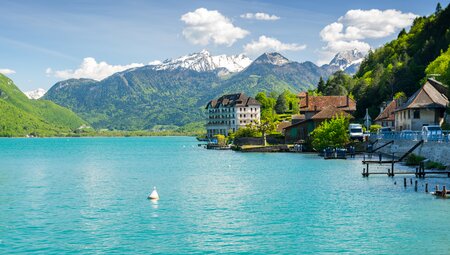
[0,0,448,92]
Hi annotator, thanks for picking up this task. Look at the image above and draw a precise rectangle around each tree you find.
[323,71,351,96]
[317,76,326,94]
[310,114,350,151]
[425,45,450,85]
[214,134,226,146]
[436,2,443,14]
[256,92,277,121]
[254,119,276,146]
[275,93,288,114]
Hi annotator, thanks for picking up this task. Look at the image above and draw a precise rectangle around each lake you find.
[0,137,449,254]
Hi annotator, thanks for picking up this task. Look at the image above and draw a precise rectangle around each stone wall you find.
[234,137,264,146]
[374,139,450,166]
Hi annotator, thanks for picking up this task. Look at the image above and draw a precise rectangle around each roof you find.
[284,105,352,130]
[396,79,448,111]
[311,105,352,120]
[375,100,397,122]
[276,121,291,132]
[291,114,305,120]
[206,93,260,109]
[298,93,356,112]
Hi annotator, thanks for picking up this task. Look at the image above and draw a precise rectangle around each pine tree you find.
[436,2,442,14]
[317,76,326,93]
[275,93,288,114]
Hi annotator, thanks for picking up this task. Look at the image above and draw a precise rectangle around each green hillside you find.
[351,3,450,117]
[0,74,87,137]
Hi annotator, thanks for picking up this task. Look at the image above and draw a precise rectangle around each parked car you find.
[377,127,392,139]
[421,125,442,141]
[349,123,364,141]
[400,130,415,140]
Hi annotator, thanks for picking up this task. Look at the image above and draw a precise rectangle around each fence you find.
[371,131,450,142]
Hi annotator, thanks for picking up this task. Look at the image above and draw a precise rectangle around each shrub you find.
[405,154,426,166]
[369,124,382,133]
[310,114,350,151]
[425,161,447,170]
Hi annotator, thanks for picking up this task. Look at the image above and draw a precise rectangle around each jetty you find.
[360,140,436,177]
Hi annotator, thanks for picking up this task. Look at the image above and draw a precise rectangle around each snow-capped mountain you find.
[24,88,46,99]
[329,49,366,74]
[150,49,252,73]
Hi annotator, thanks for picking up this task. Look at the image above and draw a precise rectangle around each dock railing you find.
[370,131,450,143]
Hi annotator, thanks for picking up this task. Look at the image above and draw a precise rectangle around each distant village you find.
[204,78,449,148]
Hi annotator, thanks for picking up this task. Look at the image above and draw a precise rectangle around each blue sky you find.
[0,0,448,91]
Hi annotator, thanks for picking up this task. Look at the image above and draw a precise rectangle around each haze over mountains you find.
[42,50,365,130]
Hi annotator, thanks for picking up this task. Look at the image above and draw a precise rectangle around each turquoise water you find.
[0,137,449,254]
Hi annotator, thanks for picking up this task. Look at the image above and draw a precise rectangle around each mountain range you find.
[43,50,364,130]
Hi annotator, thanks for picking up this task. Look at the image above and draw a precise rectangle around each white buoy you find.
[148,186,159,200]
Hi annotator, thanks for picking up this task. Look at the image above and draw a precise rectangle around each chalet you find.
[284,105,353,144]
[394,79,448,131]
[374,100,397,128]
[205,93,261,138]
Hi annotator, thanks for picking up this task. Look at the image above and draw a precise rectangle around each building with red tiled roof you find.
[298,92,356,119]
[284,105,353,143]
[374,100,397,128]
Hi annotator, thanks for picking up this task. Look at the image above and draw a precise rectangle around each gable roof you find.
[284,105,352,130]
[396,79,448,111]
[298,93,356,112]
[375,100,397,121]
[311,105,352,120]
[206,93,260,109]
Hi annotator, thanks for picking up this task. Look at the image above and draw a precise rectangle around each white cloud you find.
[181,8,249,46]
[47,57,144,81]
[240,12,280,21]
[319,9,417,64]
[0,68,16,75]
[243,35,306,57]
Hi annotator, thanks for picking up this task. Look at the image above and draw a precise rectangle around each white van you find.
[349,123,364,141]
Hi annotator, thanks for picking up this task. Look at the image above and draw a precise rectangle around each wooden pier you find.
[360,140,439,178]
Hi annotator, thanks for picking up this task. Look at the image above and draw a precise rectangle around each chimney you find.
[306,92,309,108]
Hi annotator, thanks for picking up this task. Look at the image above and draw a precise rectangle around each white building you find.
[205,93,261,138]
[394,79,448,131]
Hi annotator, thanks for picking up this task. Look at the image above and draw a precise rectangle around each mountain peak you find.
[151,50,252,73]
[329,49,366,74]
[24,88,46,99]
[254,52,290,66]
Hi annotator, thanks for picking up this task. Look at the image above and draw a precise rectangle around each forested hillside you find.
[351,3,450,117]
[0,74,86,136]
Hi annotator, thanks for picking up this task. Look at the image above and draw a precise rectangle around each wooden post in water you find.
[435,185,439,193]
[443,186,447,198]
[414,180,418,191]
[404,178,407,187]
[410,178,413,185]
[425,183,428,193]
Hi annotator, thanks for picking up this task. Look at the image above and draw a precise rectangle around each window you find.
[413,110,420,119]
